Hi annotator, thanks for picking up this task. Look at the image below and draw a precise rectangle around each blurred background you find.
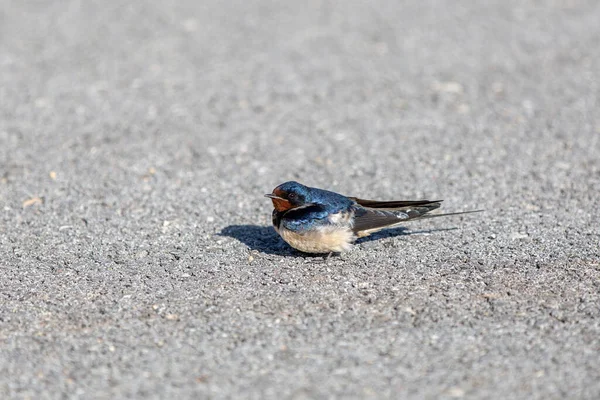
[3,1,597,213]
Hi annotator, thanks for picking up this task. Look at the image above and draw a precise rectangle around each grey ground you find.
[1,0,599,399]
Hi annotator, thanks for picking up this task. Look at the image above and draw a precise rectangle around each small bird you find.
[265,181,479,254]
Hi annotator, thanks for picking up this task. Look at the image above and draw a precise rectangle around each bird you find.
[265,181,479,254]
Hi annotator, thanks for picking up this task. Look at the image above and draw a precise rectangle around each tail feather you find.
[417,209,484,219]
[351,197,482,238]
[352,201,442,237]
[349,197,443,209]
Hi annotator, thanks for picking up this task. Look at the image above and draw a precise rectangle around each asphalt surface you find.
[1,1,599,399]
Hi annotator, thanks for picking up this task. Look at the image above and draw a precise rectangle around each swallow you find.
[265,181,479,254]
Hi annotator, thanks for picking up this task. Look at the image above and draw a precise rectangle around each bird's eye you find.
[288,193,297,200]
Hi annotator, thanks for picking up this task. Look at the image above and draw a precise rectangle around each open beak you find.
[264,193,284,200]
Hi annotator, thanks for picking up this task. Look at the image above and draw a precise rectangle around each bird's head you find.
[265,181,311,212]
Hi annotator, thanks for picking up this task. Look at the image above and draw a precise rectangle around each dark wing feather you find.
[349,197,443,209]
[351,200,442,237]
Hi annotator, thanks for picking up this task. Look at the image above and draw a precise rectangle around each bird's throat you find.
[271,198,294,212]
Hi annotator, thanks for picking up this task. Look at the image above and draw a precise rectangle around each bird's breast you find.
[276,224,355,254]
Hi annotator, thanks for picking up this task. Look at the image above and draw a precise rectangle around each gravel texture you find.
[1,1,599,399]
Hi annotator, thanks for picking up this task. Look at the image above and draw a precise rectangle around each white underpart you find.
[276,211,355,253]
[277,226,355,253]
[327,212,352,225]
[356,222,404,238]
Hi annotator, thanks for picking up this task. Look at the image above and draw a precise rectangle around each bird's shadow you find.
[218,225,295,256]
[218,224,458,256]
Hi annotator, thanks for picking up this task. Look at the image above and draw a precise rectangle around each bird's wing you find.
[280,204,329,232]
[348,197,443,210]
[351,199,442,237]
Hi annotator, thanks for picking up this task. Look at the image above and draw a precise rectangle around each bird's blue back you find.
[282,181,354,212]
